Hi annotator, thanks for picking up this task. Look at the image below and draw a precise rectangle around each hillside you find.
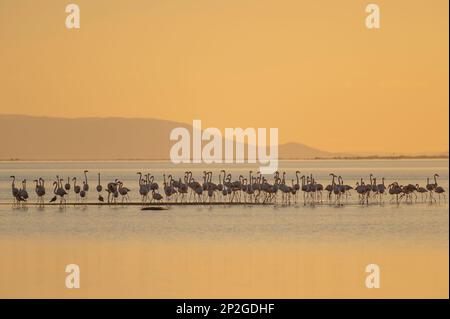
[0,115,332,160]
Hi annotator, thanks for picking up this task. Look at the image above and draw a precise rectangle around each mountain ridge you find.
[0,114,332,160]
[0,115,447,160]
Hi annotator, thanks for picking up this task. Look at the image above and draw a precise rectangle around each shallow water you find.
[0,159,448,245]
[0,160,448,298]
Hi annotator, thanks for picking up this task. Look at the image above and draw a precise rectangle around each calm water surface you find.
[0,160,448,248]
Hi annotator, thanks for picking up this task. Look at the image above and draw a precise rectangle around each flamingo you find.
[106,180,119,203]
[34,179,46,204]
[415,184,428,202]
[426,177,436,202]
[50,179,67,205]
[65,177,71,193]
[355,179,366,204]
[96,173,103,192]
[96,172,103,202]
[151,190,163,203]
[433,174,446,201]
[137,172,149,203]
[434,186,446,201]
[83,170,89,192]
[49,182,58,203]
[325,173,336,202]
[12,179,28,206]
[163,174,177,201]
[56,178,67,204]
[19,180,29,202]
[72,177,81,201]
[10,176,19,205]
[118,181,131,202]
[376,178,386,202]
[79,183,87,201]
[388,182,402,204]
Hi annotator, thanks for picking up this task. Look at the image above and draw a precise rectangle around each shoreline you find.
[0,156,448,163]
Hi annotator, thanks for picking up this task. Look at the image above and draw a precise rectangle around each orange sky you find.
[0,0,448,153]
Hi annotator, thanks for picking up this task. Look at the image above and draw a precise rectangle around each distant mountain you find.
[0,115,334,160]
[0,115,445,161]
[278,142,332,159]
[0,115,190,160]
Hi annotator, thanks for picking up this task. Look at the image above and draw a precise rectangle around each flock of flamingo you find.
[8,170,446,207]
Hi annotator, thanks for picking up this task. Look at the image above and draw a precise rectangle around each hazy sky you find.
[0,0,448,153]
